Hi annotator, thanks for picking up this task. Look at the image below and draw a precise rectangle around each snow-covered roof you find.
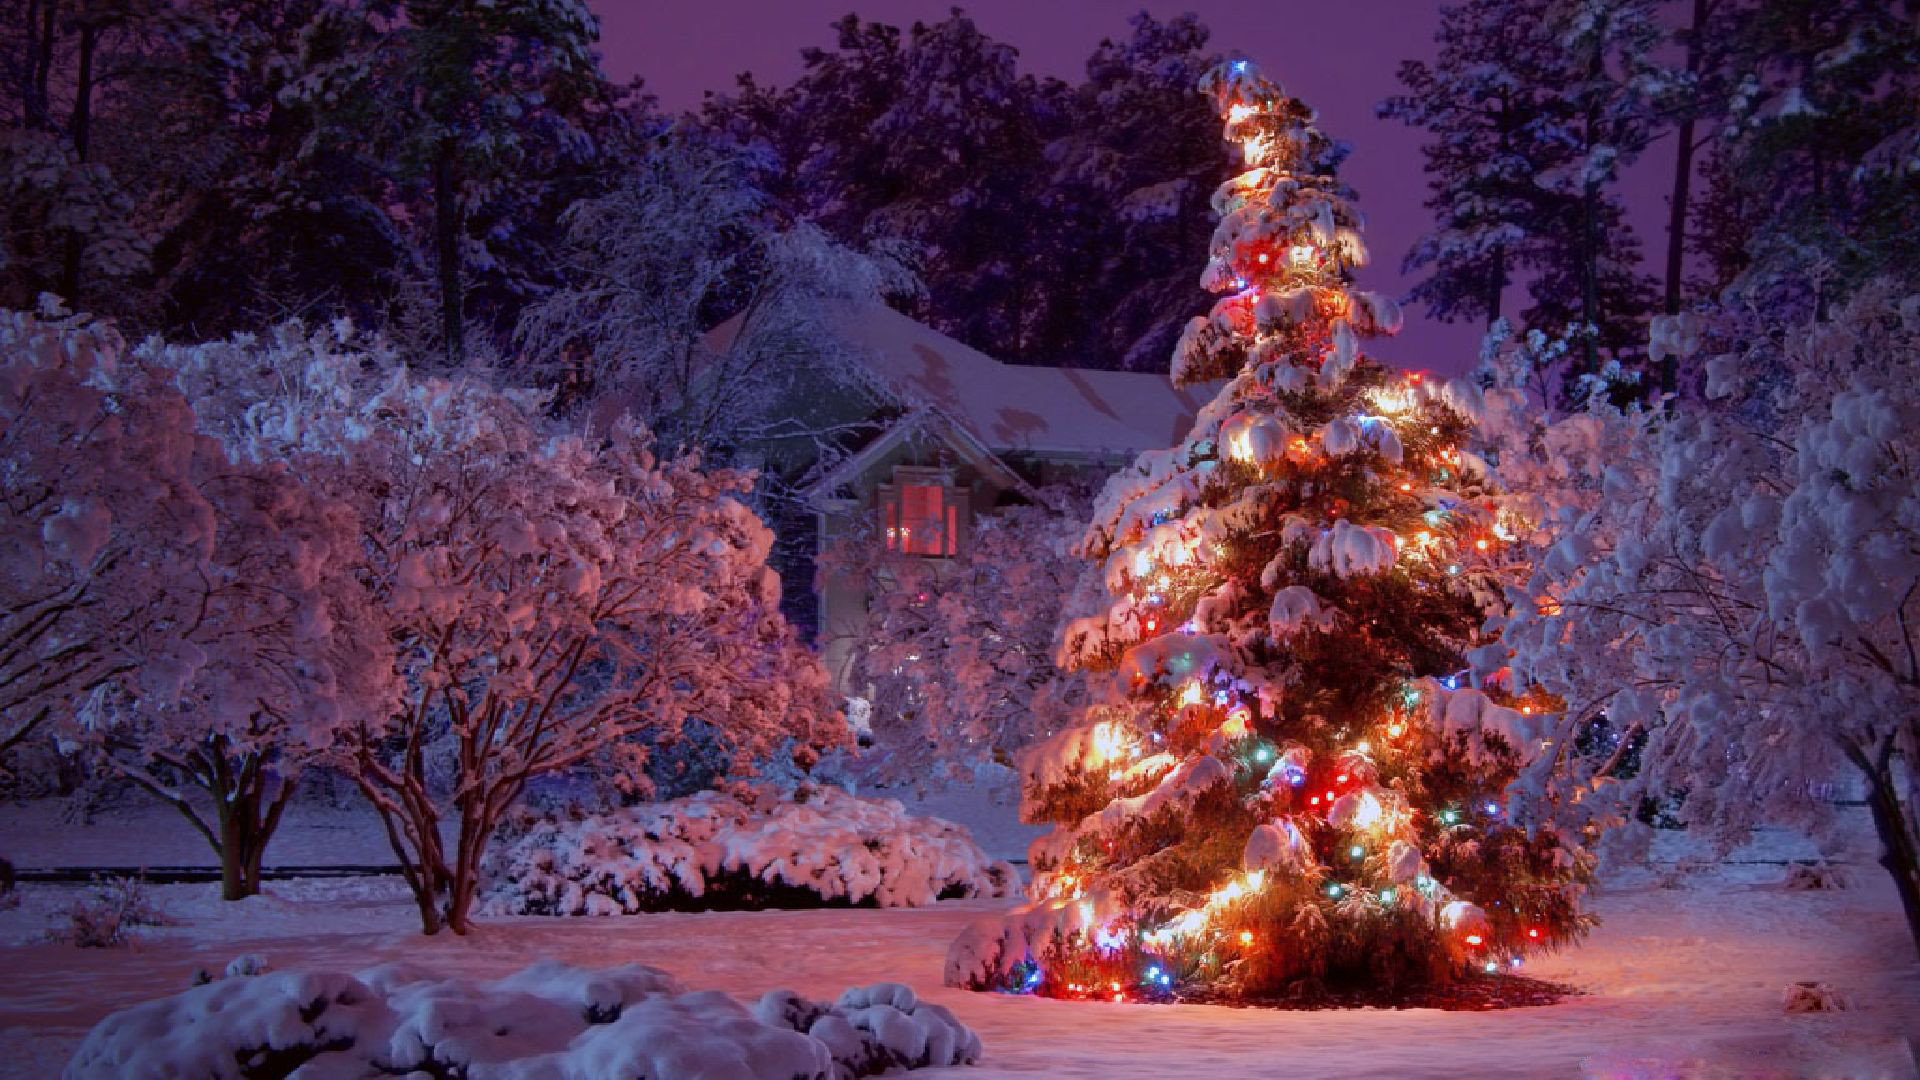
[710,301,1208,460]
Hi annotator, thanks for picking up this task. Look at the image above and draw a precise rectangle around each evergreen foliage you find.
[946,61,1594,1003]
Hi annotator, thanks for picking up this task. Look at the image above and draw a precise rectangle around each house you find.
[714,302,1209,692]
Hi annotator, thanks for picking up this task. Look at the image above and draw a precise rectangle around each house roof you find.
[708,301,1208,460]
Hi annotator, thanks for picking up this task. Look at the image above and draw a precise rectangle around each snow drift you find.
[64,957,981,1079]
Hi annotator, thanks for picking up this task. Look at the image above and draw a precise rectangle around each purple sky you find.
[591,1,1673,376]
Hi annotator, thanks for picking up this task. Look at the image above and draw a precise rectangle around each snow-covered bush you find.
[1492,282,1920,953]
[64,958,982,1079]
[47,876,170,948]
[158,321,842,934]
[0,307,215,764]
[2,310,397,899]
[483,785,1016,915]
[817,492,1098,788]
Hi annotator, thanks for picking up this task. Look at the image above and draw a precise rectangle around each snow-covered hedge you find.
[484,786,1017,915]
[65,958,982,1079]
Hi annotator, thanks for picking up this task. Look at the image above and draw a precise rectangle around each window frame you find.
[878,466,967,558]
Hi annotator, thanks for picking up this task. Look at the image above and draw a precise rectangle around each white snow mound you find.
[65,958,982,1079]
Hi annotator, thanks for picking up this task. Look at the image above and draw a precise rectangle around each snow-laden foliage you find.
[516,136,915,446]
[65,958,981,1079]
[1379,0,1662,390]
[157,320,841,934]
[1,309,398,898]
[0,307,213,760]
[483,785,1015,915]
[700,11,1228,372]
[1492,282,1920,952]
[1693,1,1920,308]
[818,492,1098,788]
[951,61,1594,1005]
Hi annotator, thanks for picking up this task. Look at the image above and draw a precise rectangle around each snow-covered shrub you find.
[483,785,1016,915]
[817,491,1098,788]
[47,876,170,948]
[64,958,981,1079]
[2,310,396,899]
[164,321,842,934]
[1491,282,1920,950]
[0,307,218,766]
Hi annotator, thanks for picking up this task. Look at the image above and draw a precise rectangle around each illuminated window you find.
[881,476,961,556]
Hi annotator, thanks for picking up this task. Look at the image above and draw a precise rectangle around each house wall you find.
[812,444,1132,698]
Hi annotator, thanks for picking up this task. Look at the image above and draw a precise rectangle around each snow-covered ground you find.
[3,821,1917,1077]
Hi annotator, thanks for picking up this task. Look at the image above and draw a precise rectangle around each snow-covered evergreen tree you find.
[1038,13,1228,372]
[1690,0,1920,312]
[1381,0,1659,394]
[701,12,1230,372]
[289,0,605,365]
[946,61,1593,1003]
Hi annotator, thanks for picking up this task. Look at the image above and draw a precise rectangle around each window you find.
[881,476,962,557]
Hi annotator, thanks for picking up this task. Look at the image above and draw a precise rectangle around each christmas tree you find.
[946,59,1594,1002]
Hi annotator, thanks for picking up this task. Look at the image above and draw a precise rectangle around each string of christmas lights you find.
[946,57,1594,1004]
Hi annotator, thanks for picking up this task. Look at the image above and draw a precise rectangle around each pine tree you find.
[1041,13,1229,371]
[946,60,1594,1003]
[290,0,605,366]
[1380,0,1658,396]
[1690,0,1920,312]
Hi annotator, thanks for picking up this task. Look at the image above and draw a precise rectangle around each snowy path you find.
[1,868,1916,1078]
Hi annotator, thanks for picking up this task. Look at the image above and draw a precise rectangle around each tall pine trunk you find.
[1660,0,1710,396]
[433,137,465,366]
[1577,19,1605,381]
[1483,244,1506,329]
[58,19,96,307]
[26,0,58,132]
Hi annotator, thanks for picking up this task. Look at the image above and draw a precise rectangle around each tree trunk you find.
[58,18,96,306]
[206,744,295,901]
[1660,0,1710,396]
[445,797,486,935]
[357,733,454,935]
[433,137,465,367]
[121,738,297,901]
[1484,244,1506,329]
[28,0,59,132]
[1576,13,1607,381]
[1857,743,1920,961]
